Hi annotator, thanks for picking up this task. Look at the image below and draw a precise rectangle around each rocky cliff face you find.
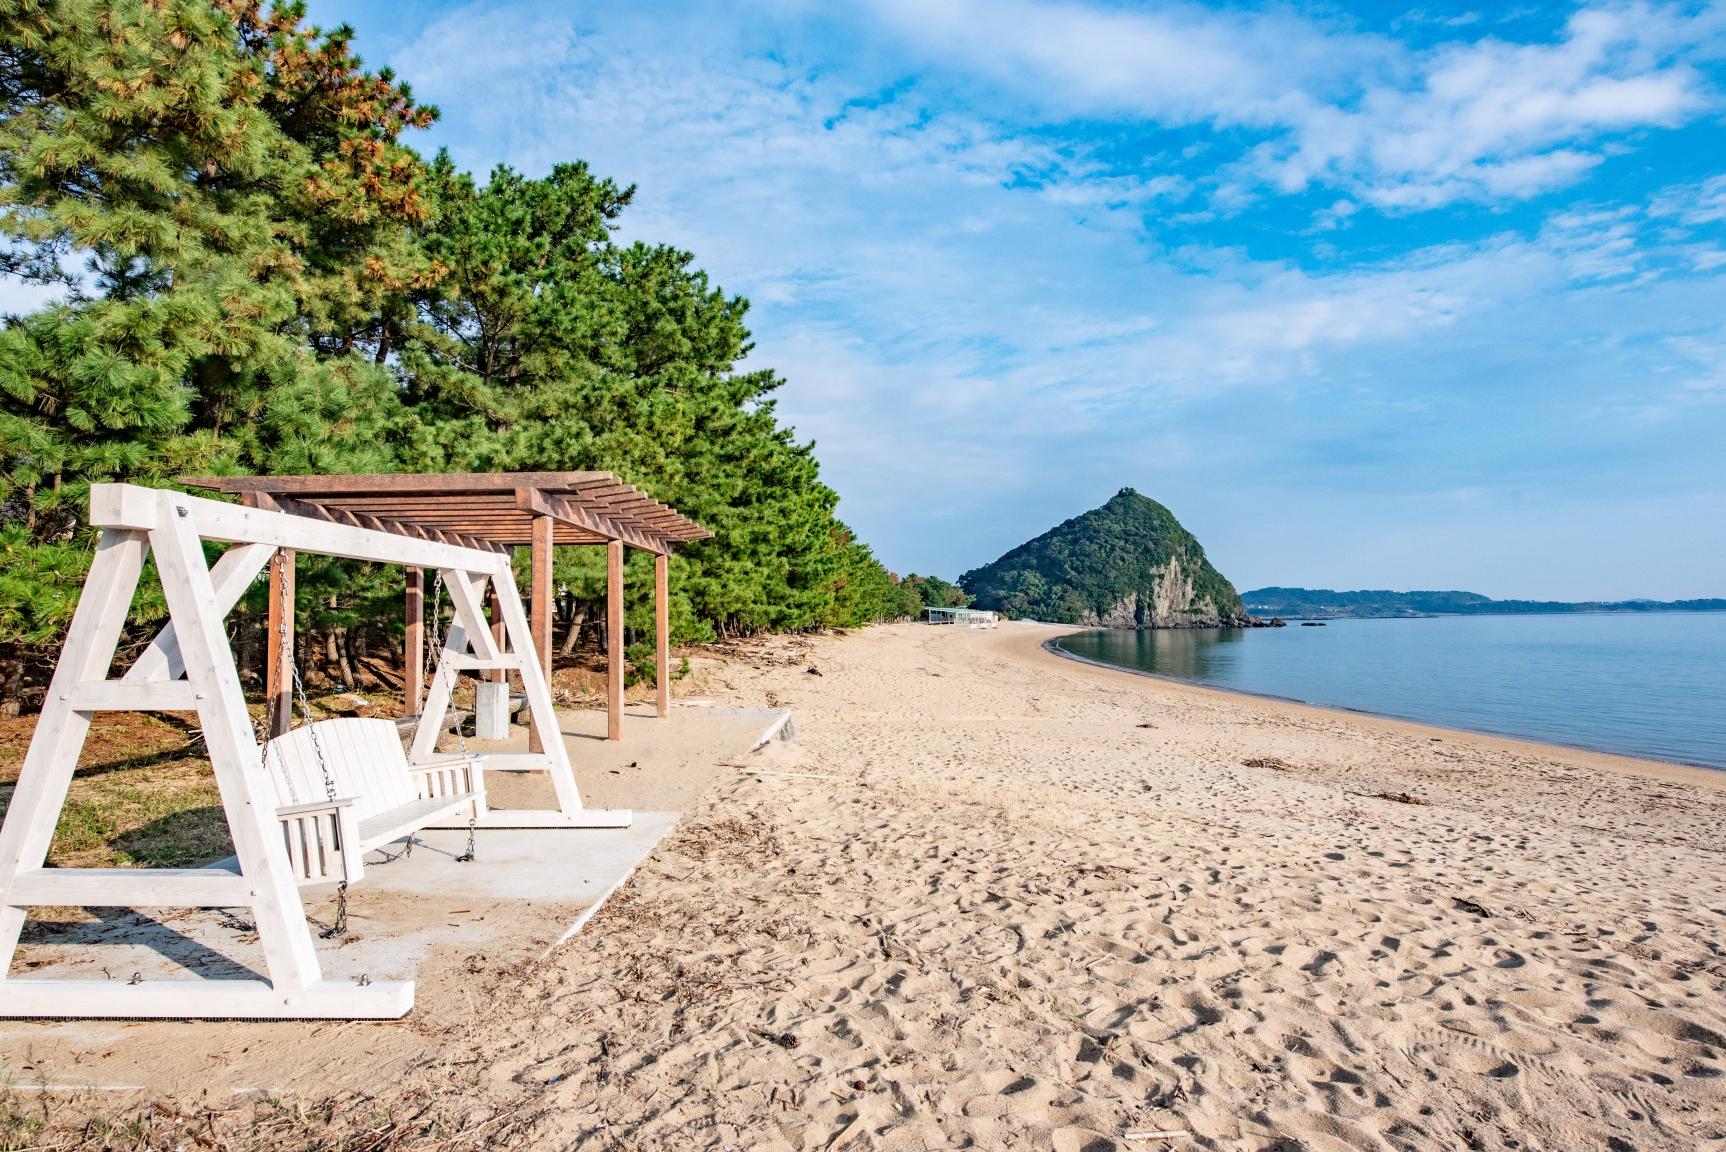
[960,488,1252,627]
[1083,555,1236,627]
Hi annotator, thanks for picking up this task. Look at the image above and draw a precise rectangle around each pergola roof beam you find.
[182,472,711,553]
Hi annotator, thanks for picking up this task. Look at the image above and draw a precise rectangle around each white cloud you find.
[1652,173,1726,226]
[384,0,1726,586]
[868,0,1723,210]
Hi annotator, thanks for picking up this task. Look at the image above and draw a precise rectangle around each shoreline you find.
[1040,632,1726,777]
[1030,623,1726,792]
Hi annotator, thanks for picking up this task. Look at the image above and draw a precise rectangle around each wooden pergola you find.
[183,473,711,745]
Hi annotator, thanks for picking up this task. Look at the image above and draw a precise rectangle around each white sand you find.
[8,620,1726,1150]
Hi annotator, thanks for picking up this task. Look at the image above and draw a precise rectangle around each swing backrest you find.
[262,718,417,821]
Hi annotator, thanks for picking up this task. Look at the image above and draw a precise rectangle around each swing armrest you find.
[409,757,486,814]
[274,797,364,886]
[276,796,357,818]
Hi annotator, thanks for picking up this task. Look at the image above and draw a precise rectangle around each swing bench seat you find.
[264,718,486,887]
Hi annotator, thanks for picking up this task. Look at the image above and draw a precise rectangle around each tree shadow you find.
[19,906,263,982]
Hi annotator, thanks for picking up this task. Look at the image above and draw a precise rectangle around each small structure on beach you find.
[183,473,711,744]
[0,474,709,1022]
[925,606,999,629]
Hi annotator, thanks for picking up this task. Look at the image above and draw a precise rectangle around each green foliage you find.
[400,157,870,638]
[0,0,901,700]
[901,573,970,611]
[961,488,1244,625]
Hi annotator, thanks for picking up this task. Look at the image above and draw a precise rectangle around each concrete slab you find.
[9,813,677,991]
[3,702,776,1017]
[0,701,785,1094]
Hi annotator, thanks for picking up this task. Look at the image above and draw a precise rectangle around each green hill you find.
[960,489,1247,626]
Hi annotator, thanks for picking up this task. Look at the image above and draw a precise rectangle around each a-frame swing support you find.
[0,484,617,1020]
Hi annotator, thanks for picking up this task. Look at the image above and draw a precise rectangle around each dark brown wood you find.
[404,567,424,718]
[187,471,612,495]
[607,540,624,742]
[528,515,554,754]
[265,549,295,737]
[183,471,712,550]
[517,486,670,555]
[655,552,669,720]
[488,583,506,686]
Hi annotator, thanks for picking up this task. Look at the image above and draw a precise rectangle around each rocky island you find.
[960,488,1262,627]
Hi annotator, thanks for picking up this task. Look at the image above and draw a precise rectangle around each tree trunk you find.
[560,606,588,654]
[337,627,358,689]
[0,651,21,718]
[236,611,258,687]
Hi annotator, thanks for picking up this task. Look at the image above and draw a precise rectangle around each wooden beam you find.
[517,486,670,555]
[180,472,711,545]
[265,549,294,738]
[124,541,276,684]
[488,582,506,686]
[529,515,553,754]
[183,471,610,495]
[607,540,624,741]
[404,567,424,718]
[91,486,505,572]
[655,551,670,720]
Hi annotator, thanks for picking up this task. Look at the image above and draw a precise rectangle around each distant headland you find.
[961,488,1255,628]
[1242,587,1726,620]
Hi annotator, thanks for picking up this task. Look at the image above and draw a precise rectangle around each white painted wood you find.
[355,794,478,846]
[0,528,149,969]
[92,484,505,573]
[67,681,199,711]
[488,566,594,817]
[146,494,325,996]
[409,627,460,766]
[443,571,501,662]
[9,868,250,907]
[0,979,413,1019]
[124,541,275,684]
[261,718,484,885]
[0,485,602,1019]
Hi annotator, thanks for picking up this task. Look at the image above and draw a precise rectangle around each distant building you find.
[924,606,999,629]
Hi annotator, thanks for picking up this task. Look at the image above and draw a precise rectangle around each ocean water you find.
[1050,612,1726,769]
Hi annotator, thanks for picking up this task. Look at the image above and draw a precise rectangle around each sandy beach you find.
[6,620,1726,1150]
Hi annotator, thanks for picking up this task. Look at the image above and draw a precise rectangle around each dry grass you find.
[0,711,231,871]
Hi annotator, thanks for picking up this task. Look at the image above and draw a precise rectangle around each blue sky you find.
[306,0,1726,599]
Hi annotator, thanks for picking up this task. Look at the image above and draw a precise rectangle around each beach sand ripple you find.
[461,623,1726,1150]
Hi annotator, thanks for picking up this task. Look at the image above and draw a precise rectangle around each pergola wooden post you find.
[529,514,554,753]
[0,483,631,1021]
[184,473,711,747]
[655,552,670,719]
[606,539,624,741]
[265,549,295,737]
[403,566,423,717]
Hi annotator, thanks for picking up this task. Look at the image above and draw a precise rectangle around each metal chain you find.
[426,571,476,865]
[319,882,348,938]
[269,553,348,936]
[425,571,470,757]
[268,554,339,805]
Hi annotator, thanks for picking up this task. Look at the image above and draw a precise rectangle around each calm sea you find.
[1050,612,1726,769]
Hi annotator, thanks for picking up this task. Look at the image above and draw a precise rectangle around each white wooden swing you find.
[0,483,623,1020]
[263,566,486,893]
